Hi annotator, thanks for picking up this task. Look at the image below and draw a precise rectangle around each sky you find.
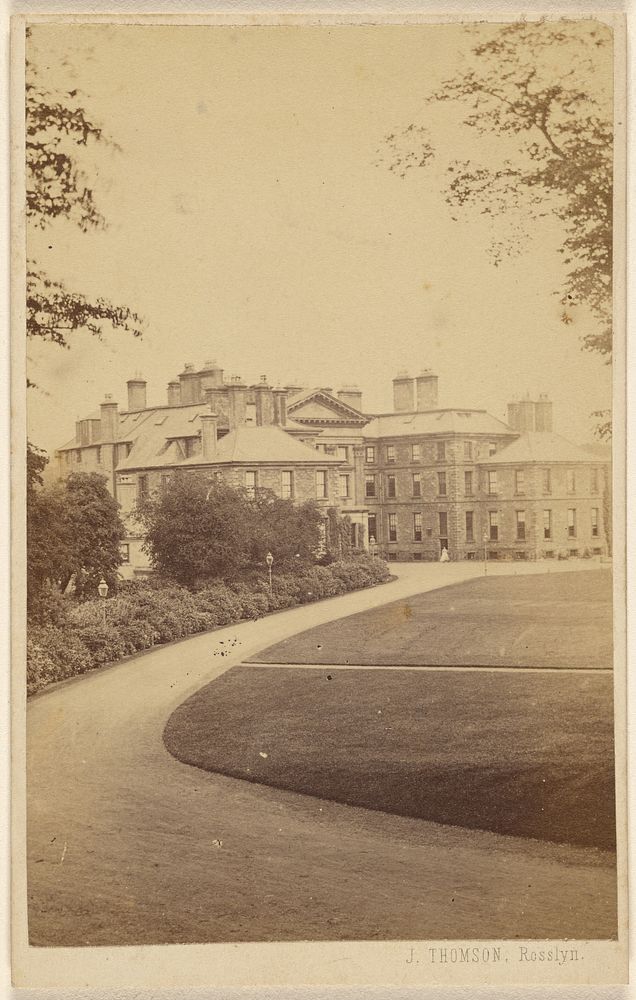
[25,19,614,454]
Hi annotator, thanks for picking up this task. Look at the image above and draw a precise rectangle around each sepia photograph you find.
[12,10,627,989]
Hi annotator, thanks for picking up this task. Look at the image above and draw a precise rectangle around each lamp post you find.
[265,551,274,593]
[97,577,109,629]
[369,535,377,559]
[482,533,488,576]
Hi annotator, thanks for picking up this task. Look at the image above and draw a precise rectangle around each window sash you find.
[281,471,293,498]
[316,470,328,498]
[388,513,397,542]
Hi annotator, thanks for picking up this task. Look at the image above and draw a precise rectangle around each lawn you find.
[164,666,615,850]
[248,570,613,669]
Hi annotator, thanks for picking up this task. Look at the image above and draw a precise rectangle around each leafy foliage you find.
[248,490,323,568]
[378,20,613,360]
[25,30,143,362]
[139,475,332,586]
[27,462,125,614]
[138,474,253,587]
[27,557,392,695]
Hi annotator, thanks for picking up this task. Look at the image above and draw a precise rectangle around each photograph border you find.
[9,7,629,990]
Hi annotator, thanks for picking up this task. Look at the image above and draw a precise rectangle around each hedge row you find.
[27,556,391,696]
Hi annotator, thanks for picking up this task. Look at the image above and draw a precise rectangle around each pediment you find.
[288,390,368,425]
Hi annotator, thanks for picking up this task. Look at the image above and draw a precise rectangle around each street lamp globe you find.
[98,578,109,599]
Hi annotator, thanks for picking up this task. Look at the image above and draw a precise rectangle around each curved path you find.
[25,562,617,947]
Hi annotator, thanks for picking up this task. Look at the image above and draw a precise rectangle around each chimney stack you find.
[100,395,119,442]
[534,394,553,432]
[393,371,415,412]
[179,363,201,404]
[200,412,218,460]
[508,394,536,432]
[127,375,147,411]
[415,370,438,410]
[273,387,288,426]
[167,380,181,406]
[337,386,363,411]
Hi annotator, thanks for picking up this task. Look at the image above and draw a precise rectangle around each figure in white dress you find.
[439,546,450,563]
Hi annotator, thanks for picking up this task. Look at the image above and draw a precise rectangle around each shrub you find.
[27,625,93,695]
[228,582,270,620]
[27,552,393,694]
[192,584,244,627]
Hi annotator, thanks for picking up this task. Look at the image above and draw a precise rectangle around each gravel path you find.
[25,561,617,946]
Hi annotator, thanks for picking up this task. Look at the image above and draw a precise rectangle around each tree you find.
[27,467,125,612]
[138,474,254,587]
[248,490,323,567]
[325,506,355,561]
[378,20,613,429]
[25,28,143,372]
[60,472,126,598]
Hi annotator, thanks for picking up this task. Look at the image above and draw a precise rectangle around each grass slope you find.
[165,666,615,850]
[248,570,613,669]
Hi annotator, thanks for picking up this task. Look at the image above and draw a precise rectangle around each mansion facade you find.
[54,361,611,577]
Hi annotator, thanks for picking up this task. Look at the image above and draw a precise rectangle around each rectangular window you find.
[515,470,525,494]
[413,512,423,542]
[516,510,526,541]
[388,513,398,542]
[464,470,473,495]
[161,473,171,493]
[543,509,552,540]
[567,508,577,538]
[437,471,447,496]
[119,543,130,564]
[591,508,599,537]
[95,446,102,464]
[489,511,499,541]
[339,474,350,499]
[336,445,348,463]
[386,445,396,464]
[488,470,498,495]
[436,441,446,462]
[411,443,421,462]
[591,468,599,493]
[244,402,257,425]
[465,511,474,542]
[245,470,257,498]
[368,513,378,544]
[281,470,294,499]
[488,442,497,457]
[438,511,448,537]
[567,469,576,494]
[365,474,376,498]
[543,468,552,494]
[365,446,375,463]
[464,440,473,461]
[412,472,422,498]
[75,449,82,463]
[316,470,328,499]
[138,474,149,502]
[387,475,397,498]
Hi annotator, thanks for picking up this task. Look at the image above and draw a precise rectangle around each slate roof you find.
[117,423,341,471]
[482,432,605,465]
[363,409,516,439]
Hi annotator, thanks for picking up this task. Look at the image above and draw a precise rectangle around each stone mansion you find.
[54,361,610,577]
